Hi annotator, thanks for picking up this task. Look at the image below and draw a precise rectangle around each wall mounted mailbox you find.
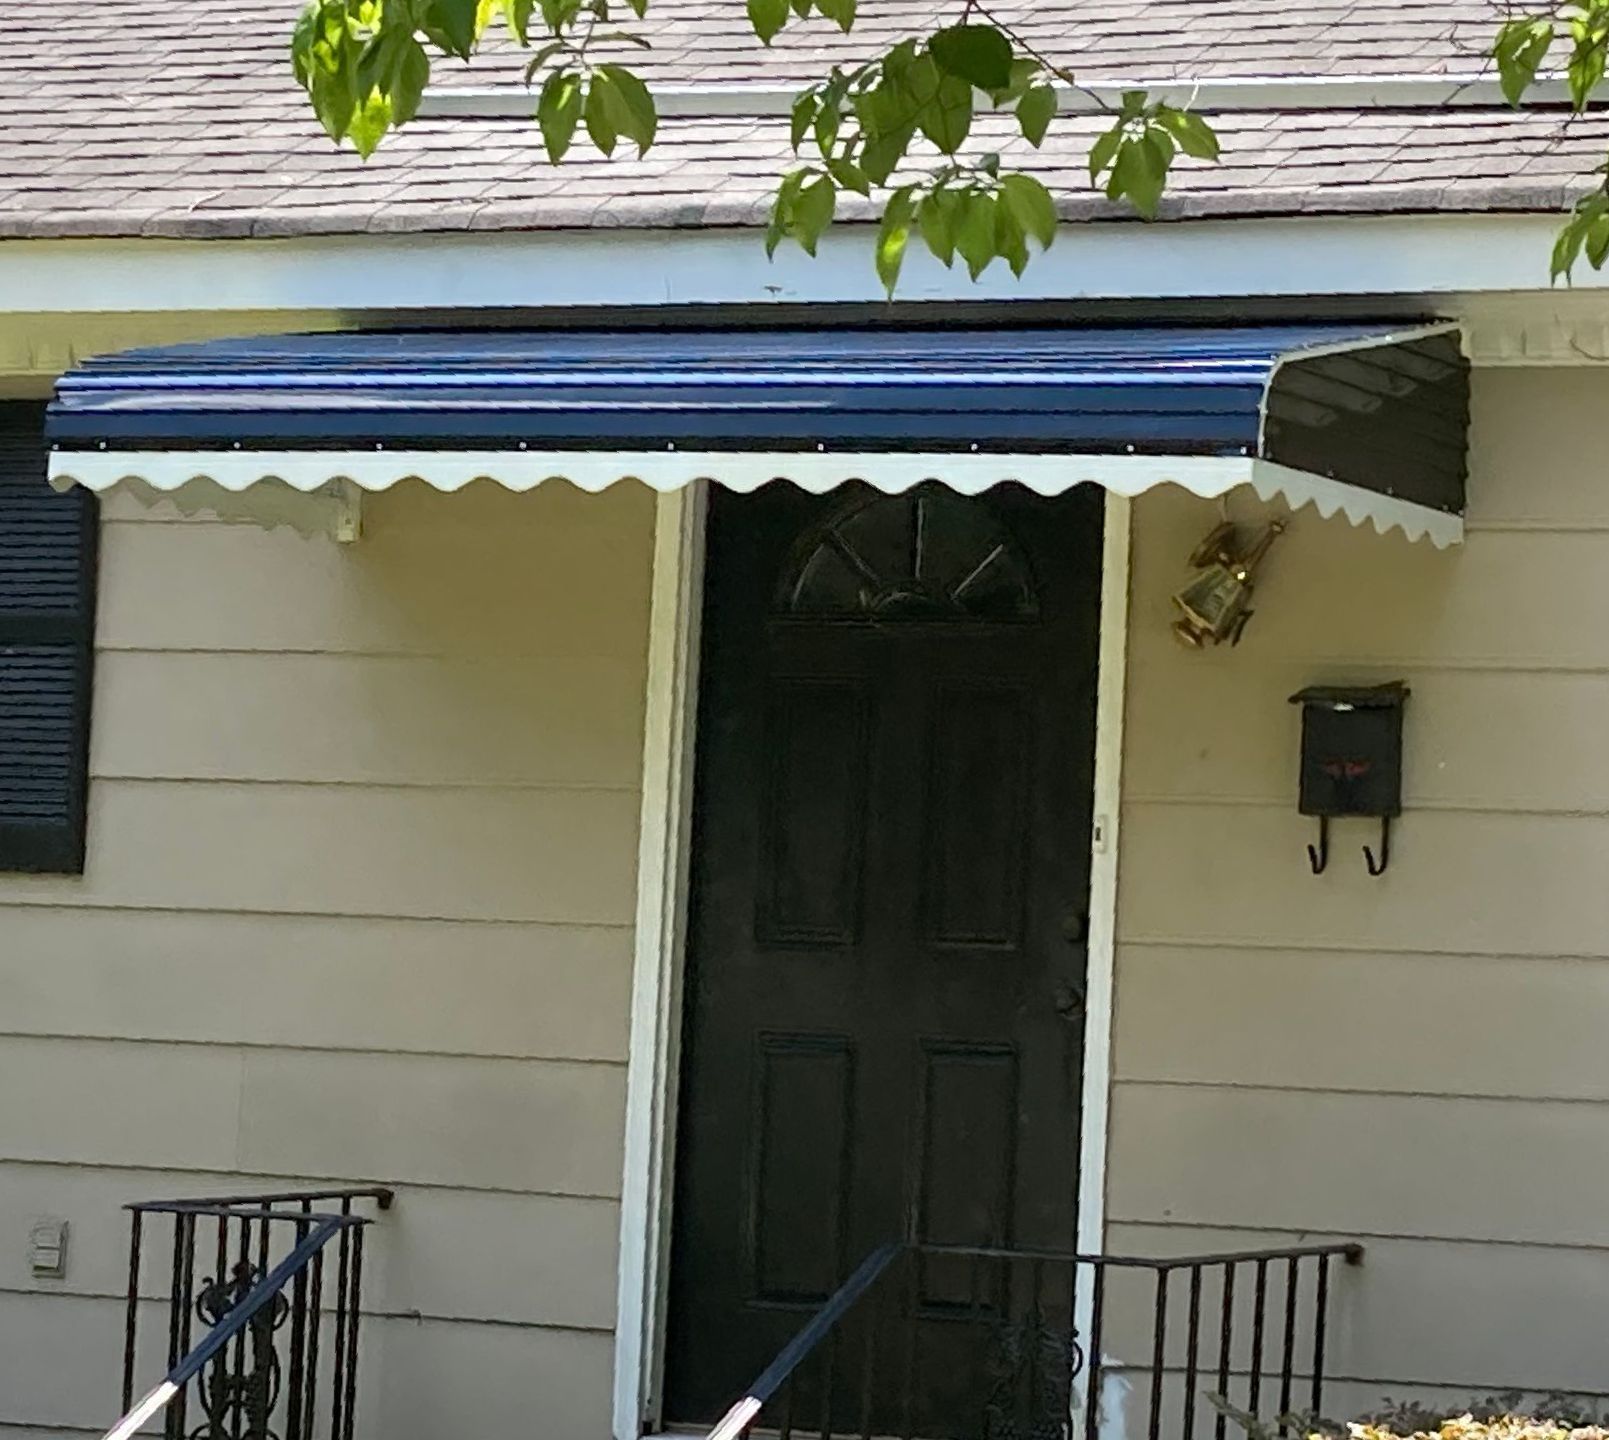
[1288,682,1408,877]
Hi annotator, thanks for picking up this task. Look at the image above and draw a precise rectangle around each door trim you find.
[612,486,1132,1440]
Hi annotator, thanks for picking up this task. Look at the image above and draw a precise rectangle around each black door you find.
[665,482,1103,1430]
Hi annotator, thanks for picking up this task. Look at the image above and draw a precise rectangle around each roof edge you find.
[422,71,1602,121]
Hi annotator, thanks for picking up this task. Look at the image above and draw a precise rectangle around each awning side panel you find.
[1263,328,1468,518]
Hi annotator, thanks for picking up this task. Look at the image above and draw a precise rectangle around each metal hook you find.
[1363,816,1391,877]
[1306,815,1329,875]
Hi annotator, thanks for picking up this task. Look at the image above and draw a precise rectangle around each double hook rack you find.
[1306,815,1391,877]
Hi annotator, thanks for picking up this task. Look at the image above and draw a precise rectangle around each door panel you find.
[665,482,1103,1429]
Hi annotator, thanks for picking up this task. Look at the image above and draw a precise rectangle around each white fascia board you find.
[0,212,1585,316]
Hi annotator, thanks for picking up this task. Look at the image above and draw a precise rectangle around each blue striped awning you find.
[46,324,1468,545]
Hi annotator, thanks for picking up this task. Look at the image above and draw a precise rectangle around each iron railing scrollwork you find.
[706,1240,1363,1440]
[105,1187,392,1440]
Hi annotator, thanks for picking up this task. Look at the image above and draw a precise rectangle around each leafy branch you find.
[289,0,1231,292]
[1493,0,1609,279]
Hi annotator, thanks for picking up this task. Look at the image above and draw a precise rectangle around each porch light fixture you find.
[1171,519,1285,648]
[1289,682,1409,877]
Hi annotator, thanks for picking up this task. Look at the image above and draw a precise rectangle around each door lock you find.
[1053,982,1087,1022]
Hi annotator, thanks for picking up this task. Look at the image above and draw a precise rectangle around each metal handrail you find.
[707,1242,904,1440]
[103,1214,360,1440]
[129,1186,395,1214]
[700,1237,1365,1440]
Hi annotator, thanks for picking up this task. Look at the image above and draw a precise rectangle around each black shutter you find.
[0,402,98,873]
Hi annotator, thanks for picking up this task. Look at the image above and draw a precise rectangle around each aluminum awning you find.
[46,324,1469,546]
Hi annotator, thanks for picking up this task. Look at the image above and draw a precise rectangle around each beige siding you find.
[1111,367,1609,1408]
[0,478,655,1438]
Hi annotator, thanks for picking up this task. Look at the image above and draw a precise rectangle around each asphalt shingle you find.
[2,0,1605,240]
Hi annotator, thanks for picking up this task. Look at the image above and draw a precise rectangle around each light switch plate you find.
[29,1218,68,1280]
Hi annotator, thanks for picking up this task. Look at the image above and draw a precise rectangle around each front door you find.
[665,481,1103,1429]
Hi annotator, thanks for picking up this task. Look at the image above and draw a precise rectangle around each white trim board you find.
[615,484,708,1440]
[0,213,1594,315]
[611,486,1130,1437]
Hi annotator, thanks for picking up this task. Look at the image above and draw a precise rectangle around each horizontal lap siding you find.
[1111,369,1609,1410]
[0,479,655,1440]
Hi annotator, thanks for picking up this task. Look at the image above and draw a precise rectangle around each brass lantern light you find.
[1171,519,1285,647]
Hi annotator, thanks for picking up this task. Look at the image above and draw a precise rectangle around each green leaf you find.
[928,23,1013,91]
[1086,123,1122,183]
[1108,134,1167,216]
[954,190,997,280]
[522,39,567,82]
[876,186,916,296]
[790,90,819,151]
[1153,104,1220,160]
[1017,84,1055,147]
[1587,212,1609,268]
[813,96,841,155]
[1000,173,1056,248]
[814,0,856,33]
[1119,88,1148,119]
[793,174,837,255]
[584,76,618,155]
[994,202,1029,277]
[347,86,393,157]
[1493,16,1555,106]
[1553,211,1589,280]
[827,157,870,195]
[538,68,583,161]
[766,168,810,258]
[992,57,1039,104]
[860,123,914,185]
[748,0,788,45]
[505,0,535,42]
[390,37,431,124]
[905,56,973,154]
[423,0,479,58]
[595,63,657,153]
[1567,13,1609,110]
[919,187,958,266]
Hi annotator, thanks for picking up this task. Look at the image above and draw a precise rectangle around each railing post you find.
[1082,1263,1105,1440]
[1148,1266,1169,1440]
[1248,1258,1268,1416]
[1183,1264,1203,1440]
[1311,1254,1332,1416]
[1278,1256,1299,1417]
[342,1224,366,1440]
[122,1210,143,1415]
[1214,1262,1235,1440]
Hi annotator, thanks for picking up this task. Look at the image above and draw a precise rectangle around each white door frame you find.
[612,485,1132,1440]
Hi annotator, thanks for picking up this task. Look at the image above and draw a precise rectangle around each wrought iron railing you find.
[706,1240,1363,1440]
[106,1187,393,1440]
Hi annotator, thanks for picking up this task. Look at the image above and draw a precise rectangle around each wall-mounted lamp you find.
[1171,519,1285,648]
[1288,682,1408,877]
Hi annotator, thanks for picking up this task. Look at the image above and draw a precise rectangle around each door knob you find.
[1060,911,1089,942]
[1053,982,1087,1022]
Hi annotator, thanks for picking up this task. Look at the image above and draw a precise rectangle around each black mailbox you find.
[1288,681,1408,876]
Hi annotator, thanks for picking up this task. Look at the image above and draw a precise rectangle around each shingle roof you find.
[3,0,1604,240]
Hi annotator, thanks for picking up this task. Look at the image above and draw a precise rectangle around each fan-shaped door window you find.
[776,490,1038,621]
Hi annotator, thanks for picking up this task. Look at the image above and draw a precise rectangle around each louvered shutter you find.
[0,402,97,873]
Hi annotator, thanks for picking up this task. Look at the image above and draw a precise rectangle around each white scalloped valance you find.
[48,450,1462,547]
